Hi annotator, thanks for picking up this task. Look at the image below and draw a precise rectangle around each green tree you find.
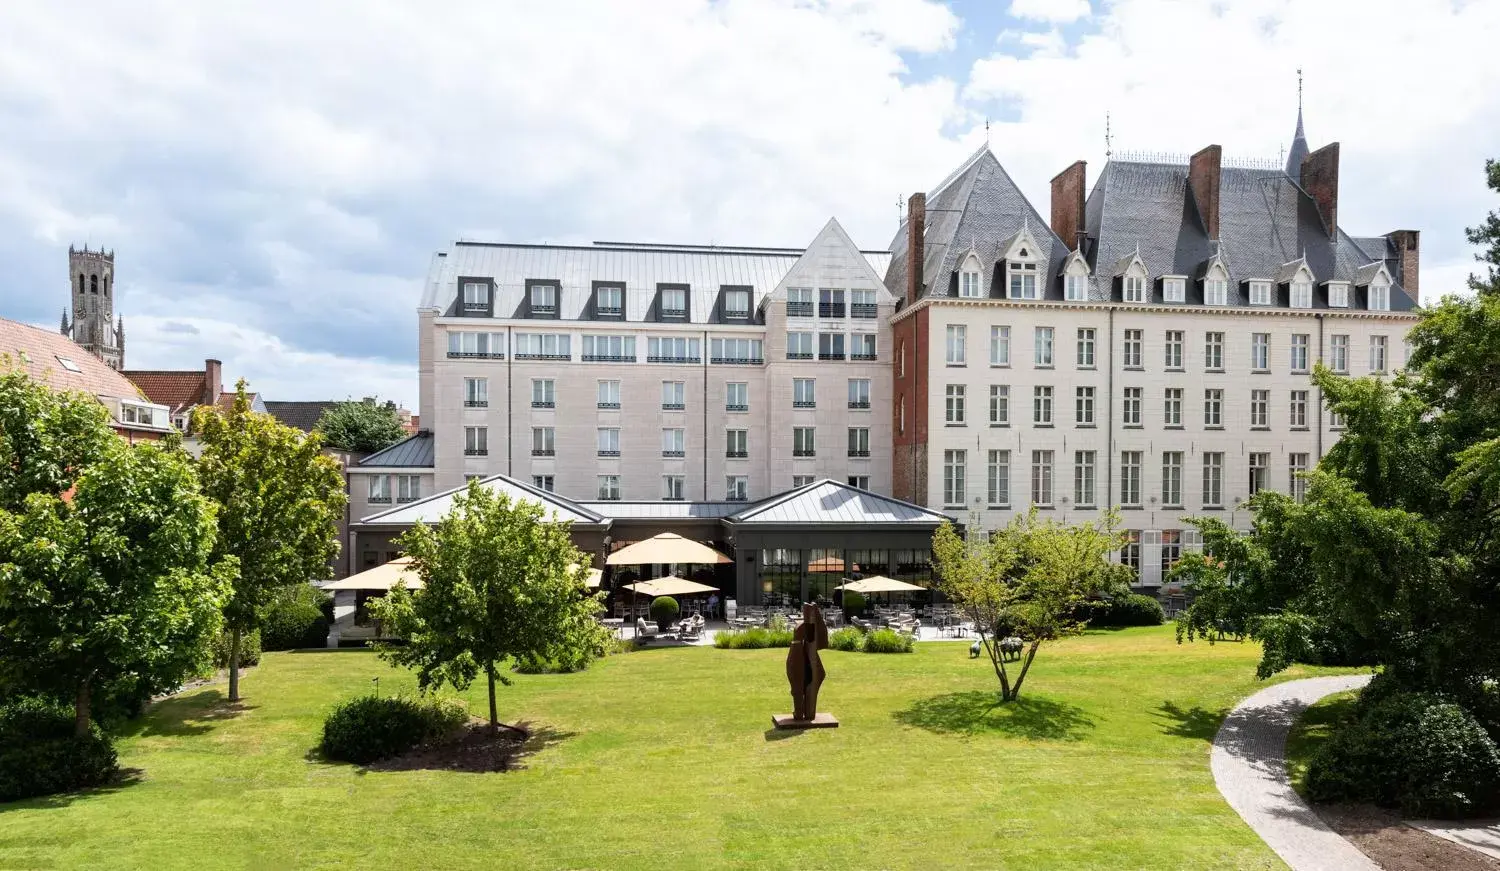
[0,439,231,734]
[371,482,611,734]
[194,382,346,702]
[315,399,407,454]
[0,364,117,513]
[932,510,1128,701]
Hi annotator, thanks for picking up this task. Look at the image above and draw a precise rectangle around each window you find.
[987,450,1010,506]
[648,336,700,363]
[793,475,816,487]
[848,475,870,489]
[1249,453,1269,496]
[1075,386,1095,426]
[1330,334,1349,373]
[793,427,816,457]
[945,384,966,424]
[1008,261,1038,299]
[532,475,554,492]
[1164,330,1184,369]
[1122,387,1142,426]
[368,476,391,504]
[396,476,421,504]
[1162,451,1183,508]
[597,380,621,409]
[727,381,749,412]
[1161,530,1182,575]
[1370,336,1388,372]
[726,429,748,458]
[598,475,621,501]
[661,428,685,458]
[1033,386,1053,425]
[530,283,557,314]
[1065,273,1087,301]
[463,281,490,312]
[662,381,686,410]
[597,427,621,457]
[514,333,570,360]
[1250,389,1269,428]
[726,476,749,502]
[990,326,1011,366]
[1251,333,1270,371]
[1205,332,1224,370]
[531,378,555,408]
[1329,402,1346,430]
[1121,531,1142,580]
[989,385,1010,426]
[596,285,623,315]
[1250,281,1272,306]
[1202,453,1223,507]
[818,288,845,318]
[1204,389,1223,427]
[662,475,685,501]
[724,288,751,318]
[464,426,488,456]
[793,378,816,408]
[1074,450,1096,507]
[710,337,763,363]
[531,427,555,456]
[1289,453,1309,502]
[448,331,505,358]
[1369,281,1391,311]
[1205,277,1228,306]
[1124,274,1146,303]
[1163,388,1182,427]
[959,267,982,298]
[848,379,871,409]
[660,287,687,318]
[1290,334,1309,373]
[850,333,876,361]
[847,427,870,457]
[945,325,967,365]
[786,287,814,317]
[1164,277,1185,303]
[1290,279,1312,309]
[1328,282,1349,308]
[1290,390,1309,428]
[1031,450,1054,507]
[582,334,635,362]
[851,289,877,318]
[1034,327,1054,366]
[1120,451,1142,507]
[817,333,845,361]
[1123,329,1143,368]
[943,450,966,506]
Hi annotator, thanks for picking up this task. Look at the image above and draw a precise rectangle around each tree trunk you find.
[1008,641,1043,701]
[228,626,242,703]
[977,631,1011,701]
[486,664,499,736]
[74,675,93,737]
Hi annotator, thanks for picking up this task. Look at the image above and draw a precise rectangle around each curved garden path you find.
[1211,674,1376,871]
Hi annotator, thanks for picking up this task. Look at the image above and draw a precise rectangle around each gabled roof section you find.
[1058,247,1090,276]
[1113,250,1146,277]
[727,478,948,526]
[1353,261,1391,286]
[763,218,893,310]
[120,370,208,413]
[359,471,606,527]
[356,432,435,468]
[0,316,146,406]
[264,400,338,433]
[1274,256,1312,284]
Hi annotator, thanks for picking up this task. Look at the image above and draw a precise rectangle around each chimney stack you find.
[1387,229,1420,304]
[1300,142,1340,236]
[204,359,222,406]
[1188,145,1223,240]
[1050,161,1087,250]
[906,192,926,305]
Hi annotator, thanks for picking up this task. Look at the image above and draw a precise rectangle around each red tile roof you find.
[120,369,209,413]
[0,317,146,404]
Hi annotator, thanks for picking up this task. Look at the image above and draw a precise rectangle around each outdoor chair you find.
[635,618,659,640]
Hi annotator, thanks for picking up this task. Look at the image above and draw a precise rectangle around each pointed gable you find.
[727,479,948,526]
[359,472,607,527]
[770,218,892,307]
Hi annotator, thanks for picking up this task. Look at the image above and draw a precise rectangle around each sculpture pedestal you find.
[771,713,839,730]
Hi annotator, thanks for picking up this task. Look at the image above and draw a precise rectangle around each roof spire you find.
[984,117,990,145]
[1105,111,1112,159]
[1285,67,1309,176]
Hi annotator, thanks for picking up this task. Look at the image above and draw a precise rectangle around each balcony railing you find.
[726,403,748,412]
[786,351,813,360]
[582,354,634,362]
[596,306,623,317]
[447,351,504,359]
[531,304,557,316]
[786,301,813,317]
[726,450,748,459]
[532,449,555,457]
[793,400,815,409]
[848,450,870,458]
[661,402,685,411]
[531,400,555,409]
[726,493,748,502]
[850,352,877,361]
[397,495,419,504]
[515,352,570,361]
[648,355,700,364]
[818,352,845,361]
[462,301,489,314]
[848,400,870,409]
[464,400,488,408]
[793,449,815,457]
[818,303,846,318]
[598,449,621,457]
[662,450,685,458]
[851,302,877,318]
[368,496,392,505]
[711,356,764,365]
[597,401,621,410]
[724,308,750,319]
[464,448,488,456]
[660,307,687,319]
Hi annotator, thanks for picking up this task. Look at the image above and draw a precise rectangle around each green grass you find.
[0,627,1352,870]
[1285,689,1361,798]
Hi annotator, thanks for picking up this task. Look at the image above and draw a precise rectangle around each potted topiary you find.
[649,596,680,632]
[842,591,866,621]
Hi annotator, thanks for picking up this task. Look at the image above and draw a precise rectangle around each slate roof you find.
[263,400,337,433]
[356,431,434,468]
[120,369,209,413]
[358,471,605,527]
[727,479,948,526]
[1285,109,1310,176]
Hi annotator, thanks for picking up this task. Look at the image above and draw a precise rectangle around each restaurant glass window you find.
[806,548,843,604]
[759,549,803,606]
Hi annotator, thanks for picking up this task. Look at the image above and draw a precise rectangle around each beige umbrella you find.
[323,557,422,591]
[835,576,926,594]
[623,577,720,598]
[606,533,730,566]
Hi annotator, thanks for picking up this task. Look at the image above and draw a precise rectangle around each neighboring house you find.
[264,400,339,434]
[122,358,224,431]
[0,316,172,441]
[345,431,435,571]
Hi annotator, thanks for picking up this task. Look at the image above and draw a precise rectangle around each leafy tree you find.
[0,439,231,734]
[0,364,117,513]
[315,399,407,454]
[932,510,1128,701]
[194,382,346,702]
[371,482,611,734]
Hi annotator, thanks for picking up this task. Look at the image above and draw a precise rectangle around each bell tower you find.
[62,245,124,370]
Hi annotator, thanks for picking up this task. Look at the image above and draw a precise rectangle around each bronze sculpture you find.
[784,603,829,721]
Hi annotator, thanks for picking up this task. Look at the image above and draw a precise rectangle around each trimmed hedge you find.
[1081,594,1165,627]
[0,697,118,802]
[649,596,679,631]
[320,695,469,764]
[261,585,331,651]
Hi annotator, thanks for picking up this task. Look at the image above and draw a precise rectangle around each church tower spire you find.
[66,245,124,370]
[1285,68,1309,176]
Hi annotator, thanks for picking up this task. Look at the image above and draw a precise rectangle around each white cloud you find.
[1007,0,1092,24]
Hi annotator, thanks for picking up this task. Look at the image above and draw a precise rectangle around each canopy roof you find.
[606,532,730,566]
[836,576,926,594]
[623,577,720,597]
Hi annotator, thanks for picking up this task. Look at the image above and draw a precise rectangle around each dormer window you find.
[1369,279,1391,311]
[1163,277,1186,304]
[1249,281,1272,306]
[959,254,983,298]
[1003,231,1044,300]
[1290,274,1313,309]
[596,285,623,316]
[724,288,751,318]
[1327,282,1349,308]
[661,287,687,318]
[1062,252,1090,302]
[530,283,557,314]
[462,281,490,313]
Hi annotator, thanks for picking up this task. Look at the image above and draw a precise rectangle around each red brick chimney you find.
[1386,229,1420,304]
[906,192,926,304]
[1050,161,1087,250]
[1188,145,1222,240]
[1300,142,1340,236]
[204,359,222,406]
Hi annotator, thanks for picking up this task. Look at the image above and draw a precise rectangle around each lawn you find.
[0,626,1348,870]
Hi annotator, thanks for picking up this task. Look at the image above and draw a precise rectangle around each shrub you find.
[0,697,118,802]
[1087,594,1165,627]
[261,585,331,651]
[863,628,915,653]
[767,612,789,633]
[828,627,863,651]
[713,628,794,649]
[649,596,679,631]
[210,629,261,670]
[1307,689,1500,818]
[841,591,867,619]
[320,695,469,764]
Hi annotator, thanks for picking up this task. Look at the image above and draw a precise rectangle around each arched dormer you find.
[1202,257,1230,306]
[958,250,984,298]
[1276,257,1315,309]
[1060,249,1090,301]
[1001,224,1043,300]
[1114,251,1148,303]
[1364,264,1393,311]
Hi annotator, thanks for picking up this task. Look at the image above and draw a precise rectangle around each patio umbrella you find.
[807,555,846,573]
[605,532,730,566]
[323,557,422,591]
[835,576,925,594]
[566,564,604,589]
[622,577,720,597]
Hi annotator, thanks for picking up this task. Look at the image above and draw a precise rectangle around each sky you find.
[1,0,1496,409]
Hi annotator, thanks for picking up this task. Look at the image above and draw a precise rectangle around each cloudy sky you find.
[2,0,1496,408]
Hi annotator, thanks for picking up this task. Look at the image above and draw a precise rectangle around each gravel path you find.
[1211,674,1376,871]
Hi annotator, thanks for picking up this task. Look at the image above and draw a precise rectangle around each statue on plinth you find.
[774,602,835,728]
